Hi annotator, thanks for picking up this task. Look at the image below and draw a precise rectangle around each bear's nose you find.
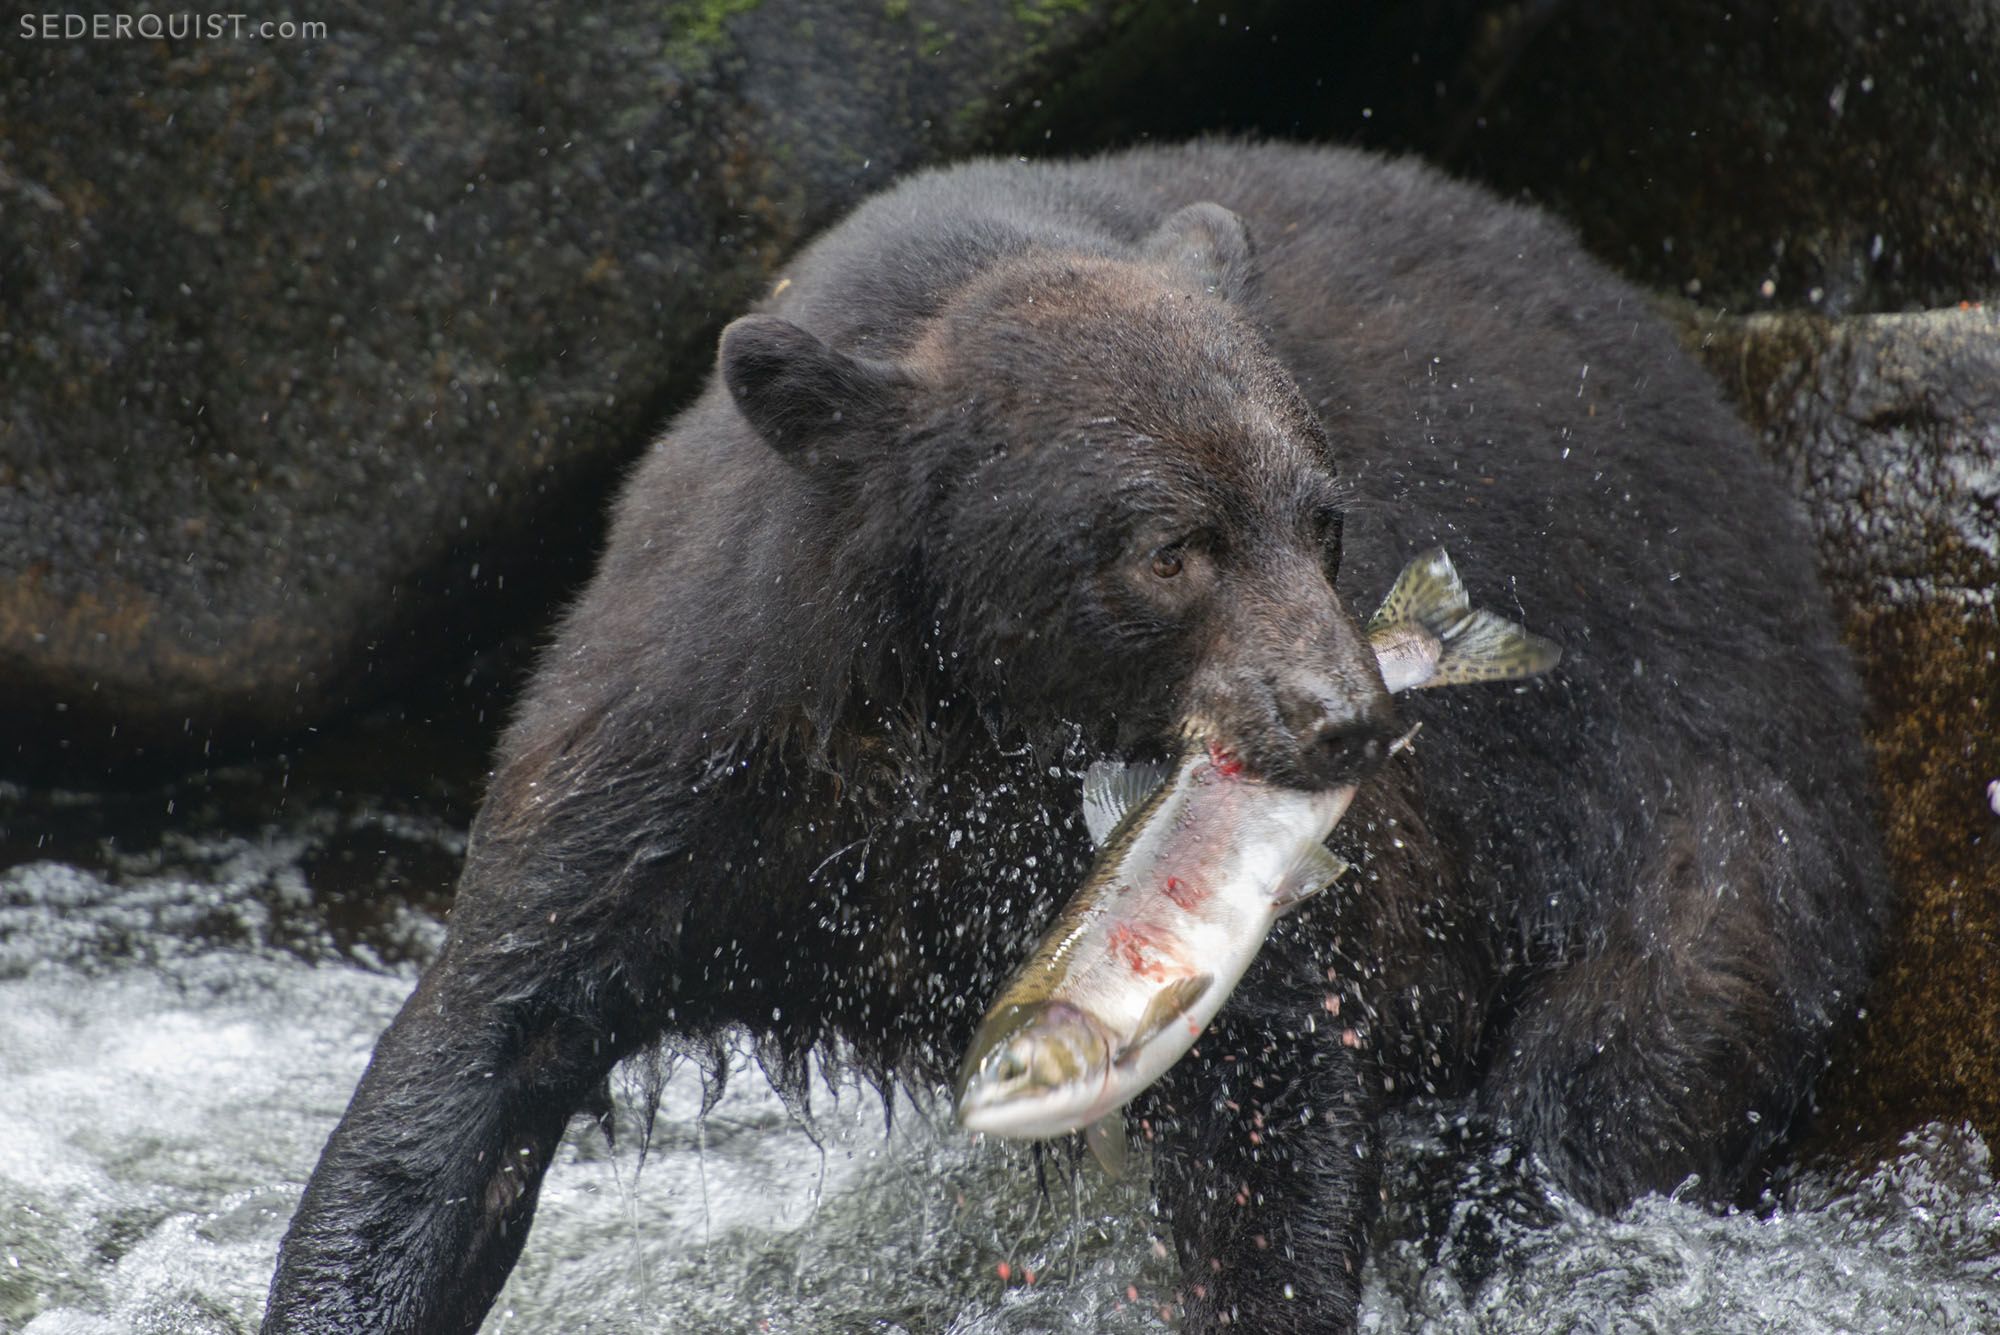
[1277,669,1400,787]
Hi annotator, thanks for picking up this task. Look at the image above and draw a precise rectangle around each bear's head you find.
[718,203,1398,792]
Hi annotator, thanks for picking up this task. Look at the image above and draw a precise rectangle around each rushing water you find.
[2,766,1996,1335]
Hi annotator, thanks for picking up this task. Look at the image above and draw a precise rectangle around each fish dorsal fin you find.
[1114,972,1213,1066]
[1368,546,1469,638]
[1428,608,1564,686]
[1081,758,1174,848]
[1085,1114,1129,1178]
[1273,841,1352,912]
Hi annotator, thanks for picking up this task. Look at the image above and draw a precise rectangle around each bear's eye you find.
[1151,548,1185,580]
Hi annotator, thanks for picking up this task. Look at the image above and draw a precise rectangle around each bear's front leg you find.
[262,920,648,1334]
[1143,995,1380,1333]
[260,739,715,1335]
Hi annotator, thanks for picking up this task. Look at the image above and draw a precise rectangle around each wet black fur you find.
[264,142,1885,1333]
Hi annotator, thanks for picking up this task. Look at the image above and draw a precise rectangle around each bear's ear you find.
[1142,202,1255,302]
[719,315,907,463]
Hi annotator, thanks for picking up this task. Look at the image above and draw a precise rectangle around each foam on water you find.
[1363,1112,2000,1335]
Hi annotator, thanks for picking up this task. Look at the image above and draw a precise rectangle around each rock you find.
[1425,0,2000,313]
[0,0,1297,779]
[1689,306,2000,1151]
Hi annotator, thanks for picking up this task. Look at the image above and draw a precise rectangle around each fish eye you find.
[1033,1042,1079,1086]
[1150,547,1185,580]
[993,1046,1029,1084]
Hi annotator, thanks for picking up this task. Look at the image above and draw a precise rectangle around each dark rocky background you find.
[2,0,1994,1166]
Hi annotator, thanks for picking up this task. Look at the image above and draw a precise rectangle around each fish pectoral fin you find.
[1081,758,1175,848]
[1085,1114,1129,1178]
[1273,842,1352,913]
[1368,546,1469,637]
[1114,972,1214,1066]
[1425,608,1563,686]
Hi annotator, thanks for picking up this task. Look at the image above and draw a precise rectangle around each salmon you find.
[953,547,1560,1168]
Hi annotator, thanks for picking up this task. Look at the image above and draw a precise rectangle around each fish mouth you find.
[954,1002,1112,1139]
[956,1079,1103,1140]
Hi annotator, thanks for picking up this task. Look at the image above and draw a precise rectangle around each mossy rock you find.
[1688,306,2000,1153]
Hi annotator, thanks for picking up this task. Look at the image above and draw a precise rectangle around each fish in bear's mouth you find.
[954,547,1561,1170]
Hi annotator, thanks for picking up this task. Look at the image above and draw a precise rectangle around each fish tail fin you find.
[1433,608,1564,686]
[1368,545,1470,638]
[1371,547,1562,687]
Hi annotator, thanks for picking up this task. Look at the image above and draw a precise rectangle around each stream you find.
[2,754,1996,1334]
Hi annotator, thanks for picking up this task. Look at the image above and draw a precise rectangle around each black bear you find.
[263,142,1885,1332]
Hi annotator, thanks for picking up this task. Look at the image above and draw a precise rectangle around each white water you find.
[2,797,1996,1334]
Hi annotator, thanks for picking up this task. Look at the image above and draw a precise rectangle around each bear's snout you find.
[1275,666,1400,788]
[1183,611,1399,791]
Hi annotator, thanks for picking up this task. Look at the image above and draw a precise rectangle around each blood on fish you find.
[1206,739,1244,777]
[1162,874,1204,910]
[1107,921,1170,979]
